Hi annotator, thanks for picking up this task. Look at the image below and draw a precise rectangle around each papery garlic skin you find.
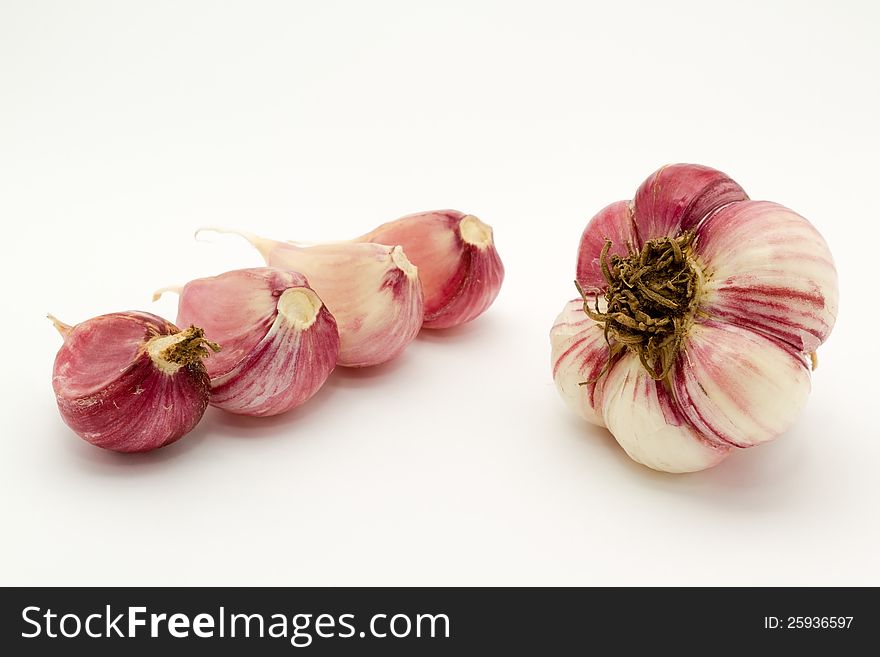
[554,163,838,473]
[51,312,212,452]
[549,299,609,427]
[602,353,731,473]
[170,268,339,416]
[359,210,504,329]
[214,231,423,367]
[672,321,811,449]
[698,201,838,353]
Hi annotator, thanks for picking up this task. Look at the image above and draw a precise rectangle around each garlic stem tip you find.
[152,285,183,302]
[47,313,72,338]
[195,226,272,262]
[195,226,255,243]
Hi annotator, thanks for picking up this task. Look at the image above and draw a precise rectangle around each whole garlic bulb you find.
[162,268,339,416]
[551,164,839,473]
[358,210,504,329]
[50,311,216,452]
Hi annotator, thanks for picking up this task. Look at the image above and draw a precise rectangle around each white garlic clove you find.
[696,200,839,354]
[549,298,611,427]
[575,201,638,292]
[632,163,748,240]
[209,231,424,368]
[358,210,504,329]
[672,320,811,449]
[51,311,214,452]
[602,352,732,473]
[170,268,339,416]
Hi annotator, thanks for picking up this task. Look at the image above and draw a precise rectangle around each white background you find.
[1,0,878,586]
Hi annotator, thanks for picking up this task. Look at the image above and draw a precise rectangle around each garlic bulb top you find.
[552,163,838,473]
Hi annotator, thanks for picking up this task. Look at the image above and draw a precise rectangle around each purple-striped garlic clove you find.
[159,268,339,416]
[631,163,748,240]
[201,230,423,367]
[50,311,215,452]
[549,298,611,427]
[357,210,504,329]
[602,352,732,473]
[671,321,811,449]
[576,201,638,293]
[696,200,839,353]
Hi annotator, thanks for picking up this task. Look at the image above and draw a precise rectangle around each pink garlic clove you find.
[575,201,638,292]
[357,210,504,329]
[632,163,748,241]
[696,200,839,354]
[50,311,215,453]
[203,230,423,368]
[671,321,811,449]
[602,352,732,473]
[549,298,611,427]
[166,268,339,416]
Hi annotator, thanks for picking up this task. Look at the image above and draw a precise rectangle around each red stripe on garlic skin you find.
[170,268,339,416]
[216,231,424,367]
[51,311,212,452]
[550,299,612,427]
[557,163,838,473]
[602,353,731,473]
[697,200,839,353]
[358,210,504,329]
[672,321,811,449]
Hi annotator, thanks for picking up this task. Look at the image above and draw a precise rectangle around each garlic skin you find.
[358,210,504,329]
[549,298,608,427]
[672,321,811,449]
[51,312,214,453]
[697,200,838,353]
[553,163,838,473]
[207,230,423,367]
[166,268,339,416]
[603,353,731,473]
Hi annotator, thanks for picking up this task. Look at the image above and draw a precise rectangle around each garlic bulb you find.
[552,163,838,473]
[159,268,339,416]
[358,210,504,329]
[202,230,424,367]
[50,311,216,452]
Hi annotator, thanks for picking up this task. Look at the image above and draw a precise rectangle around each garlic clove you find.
[672,320,811,449]
[696,200,839,354]
[358,210,504,329]
[51,311,214,452]
[207,230,423,367]
[575,200,638,292]
[549,298,611,427]
[170,268,339,416]
[602,351,732,473]
[632,163,748,241]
